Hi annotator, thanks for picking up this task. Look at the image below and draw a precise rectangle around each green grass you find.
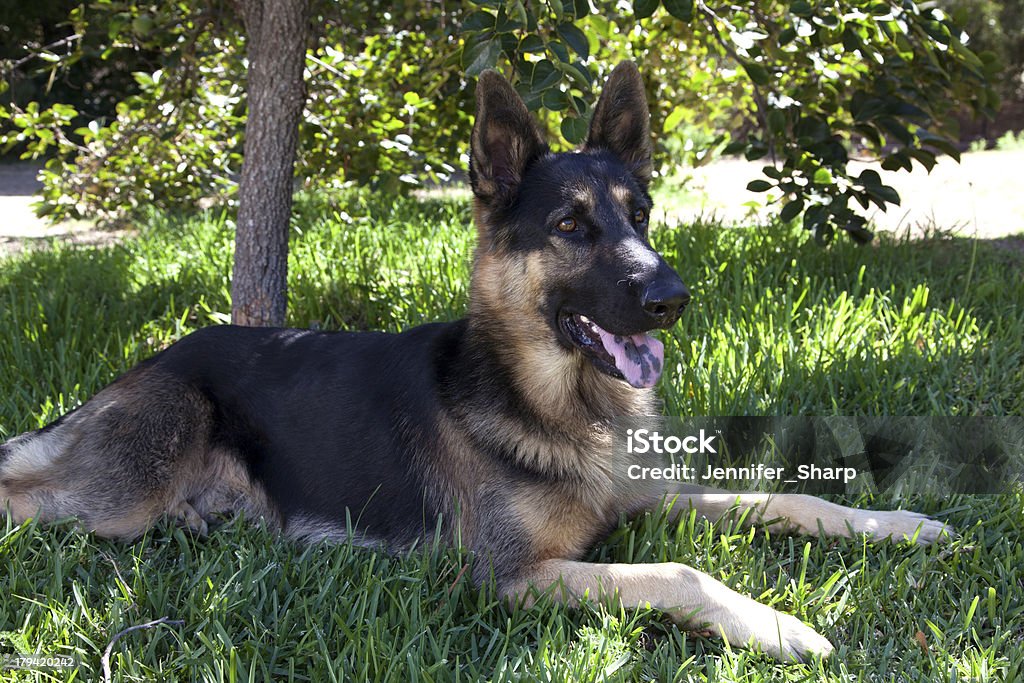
[1,191,1023,681]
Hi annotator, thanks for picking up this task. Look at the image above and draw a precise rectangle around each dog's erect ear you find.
[470,70,548,202]
[584,62,653,187]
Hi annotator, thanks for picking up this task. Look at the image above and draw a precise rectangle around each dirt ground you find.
[0,163,130,257]
[2,150,1023,256]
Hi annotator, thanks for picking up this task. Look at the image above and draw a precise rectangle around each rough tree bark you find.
[232,0,309,327]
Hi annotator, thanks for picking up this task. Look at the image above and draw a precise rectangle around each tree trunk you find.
[232,0,309,327]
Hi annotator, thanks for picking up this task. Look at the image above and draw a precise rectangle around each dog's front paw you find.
[680,589,834,663]
[727,606,834,663]
[853,509,954,544]
[765,611,835,663]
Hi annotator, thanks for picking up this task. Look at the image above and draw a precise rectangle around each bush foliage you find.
[0,0,1003,241]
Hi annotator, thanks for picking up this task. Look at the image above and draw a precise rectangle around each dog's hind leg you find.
[168,499,209,536]
[0,369,215,539]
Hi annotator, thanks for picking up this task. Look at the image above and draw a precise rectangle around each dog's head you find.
[468,62,689,391]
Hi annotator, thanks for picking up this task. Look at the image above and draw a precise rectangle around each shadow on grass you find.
[0,242,228,432]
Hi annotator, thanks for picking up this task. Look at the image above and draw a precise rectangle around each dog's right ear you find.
[469,70,548,203]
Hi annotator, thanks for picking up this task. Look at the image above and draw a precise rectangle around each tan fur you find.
[470,247,649,431]
[186,447,278,529]
[610,183,633,206]
[512,490,614,561]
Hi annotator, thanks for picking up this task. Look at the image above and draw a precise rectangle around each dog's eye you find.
[557,217,578,233]
[634,208,647,224]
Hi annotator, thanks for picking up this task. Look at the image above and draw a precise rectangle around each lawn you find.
[1,191,1023,681]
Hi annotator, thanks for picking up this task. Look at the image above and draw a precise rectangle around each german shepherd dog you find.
[1,63,950,662]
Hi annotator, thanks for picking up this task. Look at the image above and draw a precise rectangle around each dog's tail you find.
[0,420,71,517]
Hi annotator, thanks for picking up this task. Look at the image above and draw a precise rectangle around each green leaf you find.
[790,1,813,18]
[843,216,873,243]
[554,60,591,88]
[907,148,937,172]
[851,96,887,123]
[508,1,528,27]
[810,140,848,165]
[877,116,913,146]
[132,71,155,88]
[548,39,570,63]
[803,204,828,231]
[464,36,501,76]
[50,103,78,119]
[561,116,588,144]
[795,116,830,143]
[528,59,561,91]
[663,106,686,133]
[515,85,543,111]
[918,132,961,161]
[742,62,771,85]
[745,141,769,160]
[767,108,786,134]
[747,179,773,192]
[569,0,590,19]
[867,183,901,206]
[842,27,861,52]
[633,0,660,20]
[780,198,804,222]
[722,140,746,155]
[858,169,882,187]
[462,11,496,32]
[813,221,835,245]
[880,155,902,172]
[542,88,570,111]
[557,23,589,61]
[519,35,545,53]
[498,32,519,53]
[663,0,694,21]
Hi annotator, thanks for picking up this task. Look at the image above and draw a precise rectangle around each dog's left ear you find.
[584,62,653,187]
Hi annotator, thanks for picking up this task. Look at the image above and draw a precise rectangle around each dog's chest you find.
[511,484,618,561]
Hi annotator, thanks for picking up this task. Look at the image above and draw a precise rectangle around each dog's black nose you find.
[642,279,691,325]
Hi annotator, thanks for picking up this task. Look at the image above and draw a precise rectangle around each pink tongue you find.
[594,327,665,388]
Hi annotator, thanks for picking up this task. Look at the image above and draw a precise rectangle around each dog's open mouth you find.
[559,312,664,389]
